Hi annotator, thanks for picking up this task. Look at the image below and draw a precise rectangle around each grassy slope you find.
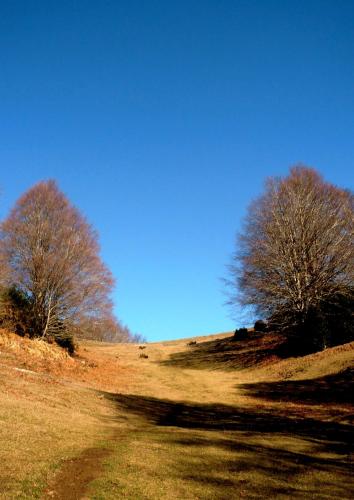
[0,330,353,499]
[0,330,118,498]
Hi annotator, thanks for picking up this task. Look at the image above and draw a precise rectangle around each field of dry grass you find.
[0,329,353,499]
[0,332,114,498]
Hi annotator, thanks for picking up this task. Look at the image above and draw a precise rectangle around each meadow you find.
[0,330,353,499]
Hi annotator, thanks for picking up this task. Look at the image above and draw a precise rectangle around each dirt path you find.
[43,447,111,500]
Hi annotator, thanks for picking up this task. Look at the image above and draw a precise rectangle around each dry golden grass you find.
[1,329,353,499]
[257,339,354,381]
[0,330,119,499]
[0,329,71,361]
[83,335,354,499]
[0,366,114,499]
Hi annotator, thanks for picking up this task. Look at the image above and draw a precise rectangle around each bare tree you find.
[228,166,353,349]
[0,180,114,345]
[76,313,144,343]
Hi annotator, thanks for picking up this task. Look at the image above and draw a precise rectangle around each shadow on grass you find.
[105,392,354,498]
[105,393,354,454]
[240,368,354,406]
[159,333,286,370]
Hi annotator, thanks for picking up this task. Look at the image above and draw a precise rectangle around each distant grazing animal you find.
[187,341,197,346]
[139,345,146,349]
[139,353,149,359]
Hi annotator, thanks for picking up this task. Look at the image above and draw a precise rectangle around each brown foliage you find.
[76,313,138,343]
[228,166,354,347]
[0,180,114,343]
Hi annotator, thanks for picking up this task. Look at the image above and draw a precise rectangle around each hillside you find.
[0,329,353,499]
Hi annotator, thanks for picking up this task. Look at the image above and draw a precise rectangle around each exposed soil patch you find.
[43,446,112,500]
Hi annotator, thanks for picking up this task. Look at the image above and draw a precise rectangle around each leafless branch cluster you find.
[76,313,145,343]
[229,166,353,347]
[0,180,133,348]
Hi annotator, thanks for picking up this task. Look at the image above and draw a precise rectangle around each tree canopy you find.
[0,180,115,346]
[228,166,354,350]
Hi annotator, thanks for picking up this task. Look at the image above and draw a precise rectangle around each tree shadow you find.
[105,393,354,454]
[105,392,354,498]
[240,368,354,406]
[160,333,287,370]
[168,432,354,499]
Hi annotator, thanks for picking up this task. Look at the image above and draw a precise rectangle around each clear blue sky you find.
[1,1,353,341]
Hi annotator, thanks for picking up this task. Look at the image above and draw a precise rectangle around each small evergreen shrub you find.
[0,286,32,336]
[233,327,249,339]
[254,320,268,332]
[55,335,76,355]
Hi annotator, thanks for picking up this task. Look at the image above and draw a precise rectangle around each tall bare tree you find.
[0,180,114,344]
[229,166,353,349]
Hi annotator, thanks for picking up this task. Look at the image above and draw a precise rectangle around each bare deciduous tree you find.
[228,166,353,349]
[0,180,114,344]
[76,312,144,343]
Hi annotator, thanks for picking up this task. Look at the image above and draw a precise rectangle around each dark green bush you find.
[0,286,33,337]
[269,291,354,353]
[54,333,76,355]
[254,320,268,332]
[233,327,249,339]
